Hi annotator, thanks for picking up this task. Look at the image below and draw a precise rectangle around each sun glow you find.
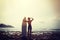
[0,0,59,31]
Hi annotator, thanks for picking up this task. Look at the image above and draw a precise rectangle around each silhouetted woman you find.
[22,17,27,37]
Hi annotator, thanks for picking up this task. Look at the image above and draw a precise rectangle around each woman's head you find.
[23,17,26,21]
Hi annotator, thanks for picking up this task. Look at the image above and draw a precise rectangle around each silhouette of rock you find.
[52,29,60,30]
[0,24,13,28]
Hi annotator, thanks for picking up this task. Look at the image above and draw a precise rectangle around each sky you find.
[0,0,60,31]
